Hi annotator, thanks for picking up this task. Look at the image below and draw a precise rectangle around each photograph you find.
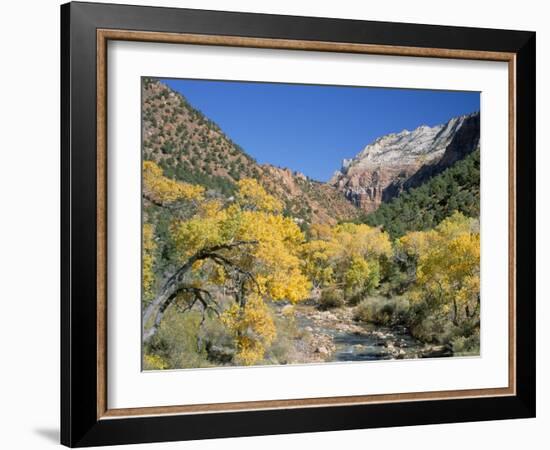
[141,77,481,370]
[55,1,536,447]
[0,0,541,447]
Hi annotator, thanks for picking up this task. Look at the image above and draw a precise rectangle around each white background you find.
[108,41,509,408]
[0,0,546,449]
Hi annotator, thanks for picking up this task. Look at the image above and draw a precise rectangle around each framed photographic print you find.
[60,1,536,447]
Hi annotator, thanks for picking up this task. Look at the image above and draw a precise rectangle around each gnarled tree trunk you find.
[142,240,257,344]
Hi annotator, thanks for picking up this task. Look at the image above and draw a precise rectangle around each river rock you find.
[281,304,295,316]
[315,346,329,355]
[419,345,453,358]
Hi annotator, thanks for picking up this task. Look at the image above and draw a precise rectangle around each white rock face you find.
[341,158,353,170]
[344,115,467,175]
[330,112,479,212]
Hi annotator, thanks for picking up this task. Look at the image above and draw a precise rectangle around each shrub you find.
[346,291,365,306]
[143,353,168,370]
[318,287,345,310]
[409,314,446,343]
[146,306,234,369]
[354,297,391,325]
[407,302,480,353]
[354,296,410,326]
[451,332,480,356]
[265,309,298,364]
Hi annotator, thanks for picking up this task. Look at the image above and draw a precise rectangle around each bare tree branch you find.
[142,240,258,343]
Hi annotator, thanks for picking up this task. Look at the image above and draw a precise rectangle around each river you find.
[291,304,449,362]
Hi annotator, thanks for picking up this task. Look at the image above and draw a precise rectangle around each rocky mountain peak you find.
[330,112,480,212]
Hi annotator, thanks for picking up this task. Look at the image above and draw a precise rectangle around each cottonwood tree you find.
[301,222,392,300]
[142,162,310,365]
[399,211,480,326]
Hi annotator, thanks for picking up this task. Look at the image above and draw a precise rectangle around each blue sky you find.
[161,78,479,182]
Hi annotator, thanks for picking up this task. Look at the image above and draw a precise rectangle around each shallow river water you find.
[331,323,426,361]
[293,305,438,361]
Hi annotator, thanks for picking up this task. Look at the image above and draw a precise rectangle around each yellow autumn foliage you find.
[401,212,480,324]
[171,198,311,306]
[398,229,438,257]
[164,177,311,365]
[142,223,156,301]
[237,210,311,302]
[143,161,481,367]
[143,353,168,370]
[308,223,333,241]
[221,294,277,365]
[171,211,227,259]
[343,255,378,296]
[332,223,392,260]
[235,178,283,213]
[301,239,337,287]
[301,222,390,292]
[143,160,204,204]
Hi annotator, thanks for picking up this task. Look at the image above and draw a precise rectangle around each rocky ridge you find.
[142,78,359,225]
[330,112,480,212]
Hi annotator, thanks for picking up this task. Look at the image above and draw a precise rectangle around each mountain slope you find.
[330,112,480,212]
[142,78,360,225]
[142,78,259,196]
[365,148,480,238]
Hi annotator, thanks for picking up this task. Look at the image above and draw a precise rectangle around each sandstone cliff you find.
[329,112,480,212]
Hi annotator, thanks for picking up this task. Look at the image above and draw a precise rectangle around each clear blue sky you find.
[161,78,480,182]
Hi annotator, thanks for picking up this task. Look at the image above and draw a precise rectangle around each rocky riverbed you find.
[275,303,452,363]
